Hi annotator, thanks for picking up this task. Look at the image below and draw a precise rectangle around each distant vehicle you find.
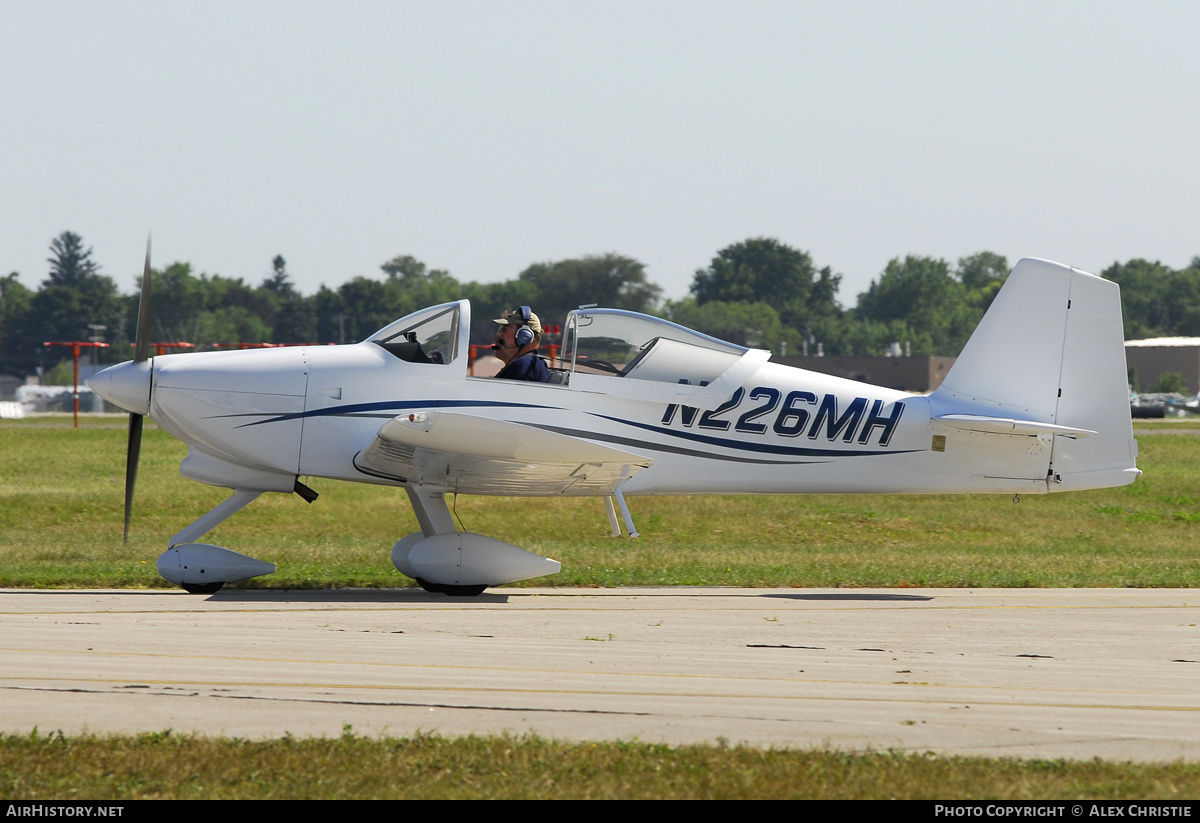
[14,384,102,414]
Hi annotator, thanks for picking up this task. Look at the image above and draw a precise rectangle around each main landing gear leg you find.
[404,485,456,538]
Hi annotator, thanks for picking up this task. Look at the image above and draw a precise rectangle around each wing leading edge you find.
[354,411,653,496]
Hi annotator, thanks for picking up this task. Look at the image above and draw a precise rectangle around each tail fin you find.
[932,258,1139,491]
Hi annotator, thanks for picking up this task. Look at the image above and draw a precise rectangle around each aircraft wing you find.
[354,411,653,496]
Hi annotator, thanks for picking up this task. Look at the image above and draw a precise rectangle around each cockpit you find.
[370,301,752,391]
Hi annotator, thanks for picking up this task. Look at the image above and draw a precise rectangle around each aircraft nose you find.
[87,360,152,415]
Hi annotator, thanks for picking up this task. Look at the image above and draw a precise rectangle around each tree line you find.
[2,231,1198,379]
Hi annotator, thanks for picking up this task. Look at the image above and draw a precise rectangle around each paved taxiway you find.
[2,587,1197,761]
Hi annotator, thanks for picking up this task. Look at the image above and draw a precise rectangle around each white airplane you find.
[89,255,1140,595]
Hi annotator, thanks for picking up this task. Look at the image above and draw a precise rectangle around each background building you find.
[1124,339,1200,394]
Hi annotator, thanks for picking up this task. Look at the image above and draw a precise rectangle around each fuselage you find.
[96,340,1047,500]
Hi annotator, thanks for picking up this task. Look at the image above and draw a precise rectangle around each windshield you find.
[371,303,460,365]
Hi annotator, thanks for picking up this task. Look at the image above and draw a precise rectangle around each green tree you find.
[817,315,929,358]
[380,254,463,314]
[272,297,318,343]
[1102,259,1200,339]
[313,284,349,345]
[320,253,463,346]
[957,251,1009,313]
[33,232,123,351]
[208,274,276,339]
[1176,258,1200,336]
[690,238,841,331]
[261,256,317,343]
[1152,372,1187,394]
[380,254,433,281]
[957,251,1009,291]
[121,261,290,350]
[515,253,661,335]
[1101,258,1172,339]
[0,273,36,376]
[335,276,402,343]
[262,255,297,299]
[46,231,101,287]
[854,255,978,355]
[43,358,77,386]
[143,261,208,343]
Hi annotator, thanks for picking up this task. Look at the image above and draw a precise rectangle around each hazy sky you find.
[3,1,1197,308]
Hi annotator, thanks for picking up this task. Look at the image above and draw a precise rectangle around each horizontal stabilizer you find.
[935,414,1096,439]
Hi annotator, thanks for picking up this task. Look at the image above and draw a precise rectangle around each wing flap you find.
[355,412,652,496]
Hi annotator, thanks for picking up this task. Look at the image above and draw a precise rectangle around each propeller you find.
[124,239,153,540]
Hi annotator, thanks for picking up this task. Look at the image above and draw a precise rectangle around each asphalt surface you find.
[2,587,1197,761]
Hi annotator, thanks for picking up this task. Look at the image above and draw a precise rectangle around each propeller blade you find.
[124,237,152,540]
[124,412,143,540]
[133,239,152,363]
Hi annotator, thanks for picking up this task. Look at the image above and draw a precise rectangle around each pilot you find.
[492,306,551,382]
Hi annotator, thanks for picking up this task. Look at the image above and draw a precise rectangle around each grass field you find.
[0,416,1196,589]
[3,731,1199,800]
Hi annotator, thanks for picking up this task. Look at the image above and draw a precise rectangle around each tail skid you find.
[930,258,1139,491]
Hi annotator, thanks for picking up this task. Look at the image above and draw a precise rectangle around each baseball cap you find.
[493,306,542,334]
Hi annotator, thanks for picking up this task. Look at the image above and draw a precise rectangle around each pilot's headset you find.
[514,306,535,348]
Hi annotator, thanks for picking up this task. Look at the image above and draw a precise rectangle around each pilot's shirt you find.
[496,352,550,382]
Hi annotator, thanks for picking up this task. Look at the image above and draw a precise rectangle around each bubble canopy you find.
[562,307,746,384]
